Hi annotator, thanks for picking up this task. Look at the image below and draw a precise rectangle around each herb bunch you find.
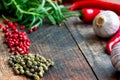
[0,0,75,29]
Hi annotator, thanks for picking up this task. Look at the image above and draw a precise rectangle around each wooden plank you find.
[28,24,97,80]
[0,20,97,80]
[65,14,120,80]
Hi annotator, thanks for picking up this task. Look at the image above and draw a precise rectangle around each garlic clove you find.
[111,42,120,71]
[111,53,120,67]
[115,61,120,71]
[93,11,120,38]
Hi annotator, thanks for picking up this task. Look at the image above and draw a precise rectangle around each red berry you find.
[13,22,18,27]
[32,26,38,31]
[20,25,25,30]
[4,20,9,24]
[20,51,25,55]
[28,29,33,34]
[0,24,2,29]
[2,28,8,33]
[3,21,31,55]
[5,25,9,29]
[8,22,13,27]
[26,42,30,46]
[9,47,15,52]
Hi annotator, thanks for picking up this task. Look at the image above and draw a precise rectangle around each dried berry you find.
[38,71,44,78]
[8,54,54,80]
[3,21,30,55]
[33,74,39,80]
[20,69,25,74]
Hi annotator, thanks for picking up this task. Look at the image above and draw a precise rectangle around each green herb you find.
[0,0,76,29]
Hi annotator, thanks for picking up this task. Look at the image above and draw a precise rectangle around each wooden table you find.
[0,0,120,80]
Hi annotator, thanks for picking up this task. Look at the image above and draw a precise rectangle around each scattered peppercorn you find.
[2,20,30,55]
[0,24,2,29]
[20,25,26,30]
[8,53,54,80]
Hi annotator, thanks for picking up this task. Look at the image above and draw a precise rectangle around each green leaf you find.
[0,0,78,29]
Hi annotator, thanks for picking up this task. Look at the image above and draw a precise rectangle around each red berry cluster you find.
[2,20,30,55]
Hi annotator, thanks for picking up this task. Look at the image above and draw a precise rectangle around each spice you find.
[110,42,120,71]
[0,24,2,29]
[106,28,120,54]
[3,20,30,55]
[69,0,120,15]
[8,53,54,80]
[61,0,100,4]
[79,8,102,23]
[93,10,120,38]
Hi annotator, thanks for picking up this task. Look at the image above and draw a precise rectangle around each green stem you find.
[12,0,40,16]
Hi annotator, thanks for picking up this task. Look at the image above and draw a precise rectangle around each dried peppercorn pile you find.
[8,54,54,80]
[0,20,54,80]
[2,20,30,55]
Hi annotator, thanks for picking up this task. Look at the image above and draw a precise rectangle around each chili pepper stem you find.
[95,17,104,27]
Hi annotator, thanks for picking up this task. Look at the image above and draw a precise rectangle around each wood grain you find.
[65,0,120,79]
[65,17,120,80]
[0,20,97,80]
[28,24,97,80]
[0,0,120,80]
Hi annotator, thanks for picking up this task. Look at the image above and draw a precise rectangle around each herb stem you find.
[12,0,40,16]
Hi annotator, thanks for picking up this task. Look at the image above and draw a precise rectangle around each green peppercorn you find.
[38,66,43,71]
[13,68,20,75]
[10,55,14,59]
[8,53,54,80]
[40,56,47,62]
[33,74,40,80]
[29,54,35,59]
[25,70,32,77]
[36,62,40,66]
[41,64,48,71]
[33,61,37,66]
[22,65,27,69]
[38,71,44,78]
[14,63,21,68]
[27,61,32,67]
[30,68,35,73]
[23,55,28,60]
[8,60,14,67]
[33,66,38,71]
[50,61,54,66]
[31,57,35,60]
[20,59,24,62]
[27,57,31,61]
[20,61,25,66]
[35,57,40,61]
[24,67,29,71]
[9,58,13,61]
[47,59,54,66]
[34,72,38,75]
[20,69,24,74]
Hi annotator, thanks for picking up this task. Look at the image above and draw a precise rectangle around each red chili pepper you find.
[53,0,100,4]
[79,8,103,23]
[106,28,120,54]
[62,0,93,4]
[69,0,120,15]
[52,0,61,2]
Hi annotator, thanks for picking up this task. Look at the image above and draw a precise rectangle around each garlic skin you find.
[93,11,120,38]
[111,42,120,71]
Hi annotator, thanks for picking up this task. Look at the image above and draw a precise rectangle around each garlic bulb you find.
[93,10,120,38]
[111,42,120,71]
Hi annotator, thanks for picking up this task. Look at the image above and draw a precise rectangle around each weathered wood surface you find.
[0,0,120,80]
